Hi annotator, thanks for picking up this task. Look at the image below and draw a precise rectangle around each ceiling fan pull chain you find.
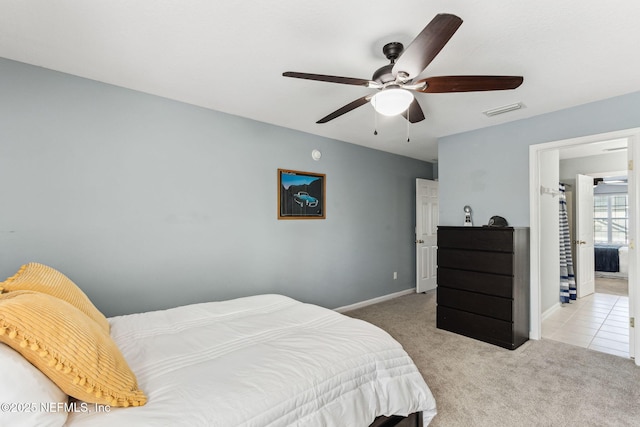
[406,109,411,143]
[373,97,378,135]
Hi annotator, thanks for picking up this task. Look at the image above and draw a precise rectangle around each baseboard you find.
[596,272,629,279]
[541,302,561,321]
[333,288,416,313]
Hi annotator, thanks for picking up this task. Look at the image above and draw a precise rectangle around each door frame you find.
[529,127,640,365]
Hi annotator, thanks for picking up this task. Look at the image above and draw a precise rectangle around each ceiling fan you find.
[283,13,523,124]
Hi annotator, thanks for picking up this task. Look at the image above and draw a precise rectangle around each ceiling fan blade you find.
[401,98,425,123]
[392,14,463,79]
[283,72,373,87]
[415,75,524,93]
[316,96,371,124]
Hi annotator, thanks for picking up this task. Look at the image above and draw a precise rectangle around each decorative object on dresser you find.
[463,205,473,226]
[436,226,530,350]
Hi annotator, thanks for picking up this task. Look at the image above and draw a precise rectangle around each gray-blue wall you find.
[438,91,640,227]
[0,58,433,317]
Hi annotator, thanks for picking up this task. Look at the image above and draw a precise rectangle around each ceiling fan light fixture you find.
[372,88,414,116]
[283,14,524,124]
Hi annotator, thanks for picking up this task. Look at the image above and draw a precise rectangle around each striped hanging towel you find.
[559,183,577,303]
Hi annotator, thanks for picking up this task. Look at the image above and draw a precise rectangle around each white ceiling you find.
[2,1,640,162]
[559,138,628,160]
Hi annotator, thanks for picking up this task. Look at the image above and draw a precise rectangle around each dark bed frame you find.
[371,412,423,427]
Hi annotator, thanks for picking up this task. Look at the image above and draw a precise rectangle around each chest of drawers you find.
[436,226,530,350]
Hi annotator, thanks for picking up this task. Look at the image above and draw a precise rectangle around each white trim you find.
[541,302,561,322]
[529,145,542,339]
[333,289,416,313]
[529,127,640,365]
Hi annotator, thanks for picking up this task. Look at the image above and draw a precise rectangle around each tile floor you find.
[542,292,630,358]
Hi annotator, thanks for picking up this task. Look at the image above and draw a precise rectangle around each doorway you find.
[529,127,640,365]
[543,162,630,357]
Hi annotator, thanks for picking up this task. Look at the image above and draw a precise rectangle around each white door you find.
[576,173,595,298]
[416,179,438,293]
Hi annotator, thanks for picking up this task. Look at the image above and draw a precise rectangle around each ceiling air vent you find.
[483,102,523,117]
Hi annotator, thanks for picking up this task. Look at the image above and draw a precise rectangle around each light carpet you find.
[346,290,640,427]
[595,276,628,297]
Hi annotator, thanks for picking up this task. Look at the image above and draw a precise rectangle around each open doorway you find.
[559,146,629,297]
[529,127,640,365]
[542,150,630,357]
[591,173,629,296]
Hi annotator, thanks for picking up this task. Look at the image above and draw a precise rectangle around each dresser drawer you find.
[437,286,512,321]
[438,267,513,298]
[437,306,516,349]
[438,227,514,252]
[438,248,514,276]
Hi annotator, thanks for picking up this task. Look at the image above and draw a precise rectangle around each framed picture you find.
[278,169,325,220]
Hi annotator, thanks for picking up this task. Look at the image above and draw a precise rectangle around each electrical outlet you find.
[393,272,397,280]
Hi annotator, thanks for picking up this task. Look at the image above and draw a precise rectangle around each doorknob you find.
[416,240,424,244]
[575,240,586,245]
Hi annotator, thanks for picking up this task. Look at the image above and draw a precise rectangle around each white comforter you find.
[65,294,437,427]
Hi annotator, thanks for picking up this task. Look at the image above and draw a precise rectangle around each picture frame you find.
[278,169,325,220]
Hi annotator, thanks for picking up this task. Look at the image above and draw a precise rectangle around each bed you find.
[0,263,437,427]
[595,244,622,272]
[595,244,628,275]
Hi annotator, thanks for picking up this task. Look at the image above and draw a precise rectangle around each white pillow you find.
[0,343,69,427]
